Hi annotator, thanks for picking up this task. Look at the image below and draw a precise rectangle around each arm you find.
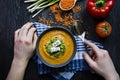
[6,22,38,80]
[6,58,28,80]
[83,40,120,80]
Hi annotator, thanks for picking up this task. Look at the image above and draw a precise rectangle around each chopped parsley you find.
[45,37,66,58]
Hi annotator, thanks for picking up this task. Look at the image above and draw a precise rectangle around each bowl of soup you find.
[36,27,76,68]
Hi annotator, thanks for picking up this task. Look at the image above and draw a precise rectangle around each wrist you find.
[13,57,29,68]
[105,71,120,80]
[6,57,29,80]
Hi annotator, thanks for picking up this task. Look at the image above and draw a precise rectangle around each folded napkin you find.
[33,22,103,80]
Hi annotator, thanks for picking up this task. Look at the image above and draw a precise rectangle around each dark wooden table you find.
[0,0,120,80]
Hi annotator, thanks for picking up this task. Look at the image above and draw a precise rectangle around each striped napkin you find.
[33,22,103,80]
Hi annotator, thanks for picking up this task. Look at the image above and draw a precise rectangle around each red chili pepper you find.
[86,0,114,19]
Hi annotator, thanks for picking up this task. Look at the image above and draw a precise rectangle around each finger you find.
[83,52,96,68]
[84,40,101,56]
[88,50,97,61]
[33,32,38,49]
[92,55,96,61]
[14,29,20,42]
[100,49,108,54]
[27,27,36,42]
[19,22,33,38]
[88,50,94,57]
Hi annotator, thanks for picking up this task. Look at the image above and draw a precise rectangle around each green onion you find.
[24,0,37,3]
[24,0,60,18]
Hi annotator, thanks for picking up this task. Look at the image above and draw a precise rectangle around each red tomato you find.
[96,21,112,38]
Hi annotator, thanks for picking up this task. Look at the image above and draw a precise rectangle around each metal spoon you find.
[71,21,89,53]
[73,21,86,42]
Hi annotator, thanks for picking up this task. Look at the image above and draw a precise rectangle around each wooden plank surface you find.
[0,0,120,80]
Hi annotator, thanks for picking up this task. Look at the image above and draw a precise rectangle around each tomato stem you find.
[98,27,109,33]
[105,27,109,31]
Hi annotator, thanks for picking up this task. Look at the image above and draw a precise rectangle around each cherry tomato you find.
[96,21,112,38]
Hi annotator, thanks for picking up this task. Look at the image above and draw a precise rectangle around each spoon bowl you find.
[59,0,77,11]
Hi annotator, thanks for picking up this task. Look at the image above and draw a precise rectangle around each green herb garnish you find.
[45,37,66,58]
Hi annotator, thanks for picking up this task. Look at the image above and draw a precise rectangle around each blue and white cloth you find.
[33,22,103,80]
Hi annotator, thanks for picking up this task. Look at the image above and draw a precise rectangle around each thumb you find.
[83,52,96,68]
[33,32,38,49]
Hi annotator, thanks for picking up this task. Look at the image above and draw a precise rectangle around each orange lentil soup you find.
[38,29,74,65]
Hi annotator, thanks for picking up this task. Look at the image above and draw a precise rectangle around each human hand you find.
[14,22,38,63]
[83,40,120,80]
[6,22,38,80]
